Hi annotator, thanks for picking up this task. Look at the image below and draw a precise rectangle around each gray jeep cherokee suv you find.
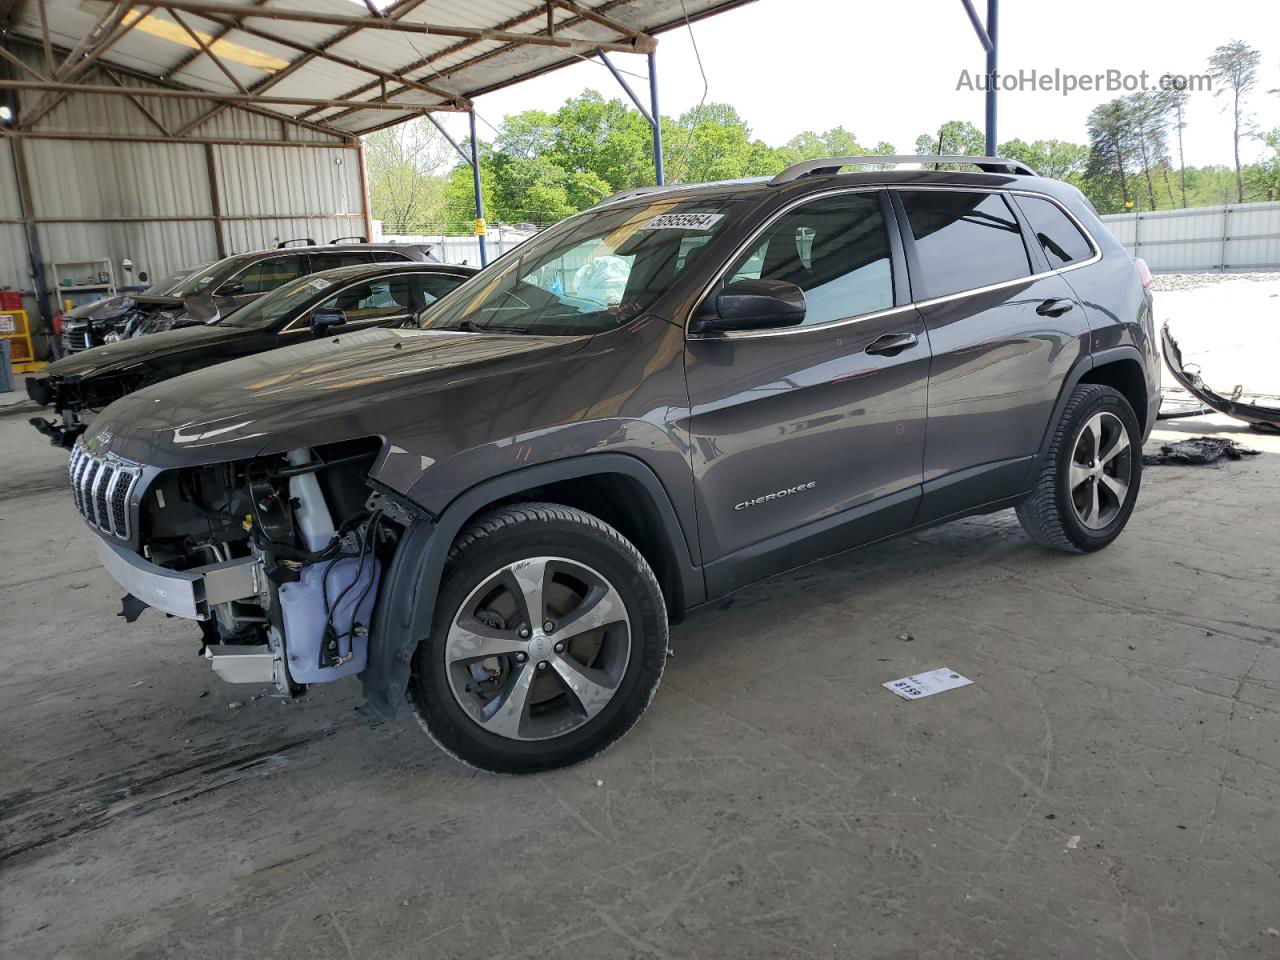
[67,156,1158,773]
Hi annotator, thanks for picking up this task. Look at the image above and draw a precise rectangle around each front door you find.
[684,191,931,597]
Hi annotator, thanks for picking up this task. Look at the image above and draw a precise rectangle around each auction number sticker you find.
[641,212,724,231]
[883,667,973,701]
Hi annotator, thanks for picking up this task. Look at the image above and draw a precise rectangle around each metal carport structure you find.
[0,0,1002,350]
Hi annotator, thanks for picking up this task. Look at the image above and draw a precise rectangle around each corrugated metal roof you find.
[5,0,756,138]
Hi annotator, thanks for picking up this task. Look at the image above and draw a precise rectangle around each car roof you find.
[215,242,436,271]
[299,261,477,284]
[593,158,1084,210]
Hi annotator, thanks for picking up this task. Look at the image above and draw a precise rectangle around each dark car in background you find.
[58,239,439,353]
[29,261,475,445]
[59,262,215,353]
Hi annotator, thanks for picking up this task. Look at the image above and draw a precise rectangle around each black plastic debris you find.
[1142,437,1261,466]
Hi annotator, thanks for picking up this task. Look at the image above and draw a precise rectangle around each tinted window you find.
[414,273,468,307]
[900,191,1030,299]
[227,255,309,295]
[320,277,413,321]
[315,250,374,268]
[374,250,414,263]
[1018,196,1094,268]
[722,193,893,327]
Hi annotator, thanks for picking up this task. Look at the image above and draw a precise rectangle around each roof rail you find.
[276,237,317,248]
[330,235,368,245]
[771,155,1038,184]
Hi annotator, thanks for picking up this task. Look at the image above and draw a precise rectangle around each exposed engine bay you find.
[125,438,402,695]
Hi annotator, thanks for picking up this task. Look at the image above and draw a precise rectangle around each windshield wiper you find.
[438,319,530,334]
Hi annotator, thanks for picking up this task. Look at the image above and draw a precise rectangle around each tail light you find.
[1134,257,1153,289]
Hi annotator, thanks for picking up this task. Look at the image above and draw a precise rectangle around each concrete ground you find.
[3,384,1280,958]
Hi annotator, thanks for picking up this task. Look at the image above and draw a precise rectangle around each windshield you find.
[146,262,213,296]
[169,260,237,297]
[219,274,336,329]
[418,199,741,336]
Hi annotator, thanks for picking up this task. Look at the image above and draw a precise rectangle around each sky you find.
[430,0,1280,169]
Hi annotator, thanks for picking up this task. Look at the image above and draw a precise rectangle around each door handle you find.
[865,332,919,356]
[1036,298,1075,317]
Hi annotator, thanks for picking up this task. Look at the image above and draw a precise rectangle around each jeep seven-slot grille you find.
[68,441,140,540]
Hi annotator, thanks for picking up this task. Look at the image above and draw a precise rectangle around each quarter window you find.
[1017,196,1094,268]
[315,251,375,268]
[721,193,893,327]
[899,191,1031,299]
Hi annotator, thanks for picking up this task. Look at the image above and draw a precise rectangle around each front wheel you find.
[410,503,668,773]
[1016,383,1142,552]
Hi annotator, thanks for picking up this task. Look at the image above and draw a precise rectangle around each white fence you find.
[381,230,534,266]
[1100,202,1280,273]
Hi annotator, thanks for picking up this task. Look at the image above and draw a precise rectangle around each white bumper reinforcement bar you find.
[94,536,263,620]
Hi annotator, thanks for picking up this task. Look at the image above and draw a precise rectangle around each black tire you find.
[1016,384,1143,553]
[410,502,668,774]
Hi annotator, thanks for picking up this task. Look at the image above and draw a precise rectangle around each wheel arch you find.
[1030,345,1148,482]
[361,453,703,719]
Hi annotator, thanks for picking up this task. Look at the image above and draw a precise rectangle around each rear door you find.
[214,254,311,314]
[893,188,1090,523]
[685,190,931,596]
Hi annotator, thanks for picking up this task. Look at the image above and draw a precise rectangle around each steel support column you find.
[7,138,53,336]
[648,51,664,185]
[984,0,998,156]
[469,109,487,266]
[597,50,664,186]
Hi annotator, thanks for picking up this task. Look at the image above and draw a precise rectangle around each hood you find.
[64,295,138,323]
[44,323,248,380]
[86,327,587,469]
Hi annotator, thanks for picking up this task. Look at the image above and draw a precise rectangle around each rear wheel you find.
[1017,384,1142,552]
[410,503,667,773]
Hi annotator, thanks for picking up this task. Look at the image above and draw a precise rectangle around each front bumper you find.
[94,536,263,620]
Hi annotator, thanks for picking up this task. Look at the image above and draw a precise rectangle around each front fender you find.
[360,452,702,718]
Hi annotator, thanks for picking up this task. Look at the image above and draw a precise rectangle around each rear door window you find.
[899,191,1031,299]
[1016,196,1095,268]
[719,192,893,327]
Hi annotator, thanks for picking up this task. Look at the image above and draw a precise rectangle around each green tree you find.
[997,138,1089,183]
[914,120,986,156]
[1159,75,1192,207]
[364,119,451,233]
[1085,99,1136,213]
[1207,40,1263,203]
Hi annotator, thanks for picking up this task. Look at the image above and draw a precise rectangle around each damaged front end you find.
[1162,322,1280,433]
[69,435,407,696]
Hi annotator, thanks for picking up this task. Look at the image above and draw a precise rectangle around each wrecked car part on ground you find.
[1161,323,1280,433]
[1142,436,1261,466]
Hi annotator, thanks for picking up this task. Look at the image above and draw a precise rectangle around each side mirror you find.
[217,281,245,297]
[310,307,348,337]
[692,279,806,334]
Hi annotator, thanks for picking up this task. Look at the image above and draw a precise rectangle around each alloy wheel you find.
[1069,411,1132,530]
[443,556,632,742]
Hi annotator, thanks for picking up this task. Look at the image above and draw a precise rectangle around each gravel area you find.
[1150,270,1280,291]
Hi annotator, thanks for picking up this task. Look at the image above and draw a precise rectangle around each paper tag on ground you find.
[883,668,973,700]
[642,212,724,231]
